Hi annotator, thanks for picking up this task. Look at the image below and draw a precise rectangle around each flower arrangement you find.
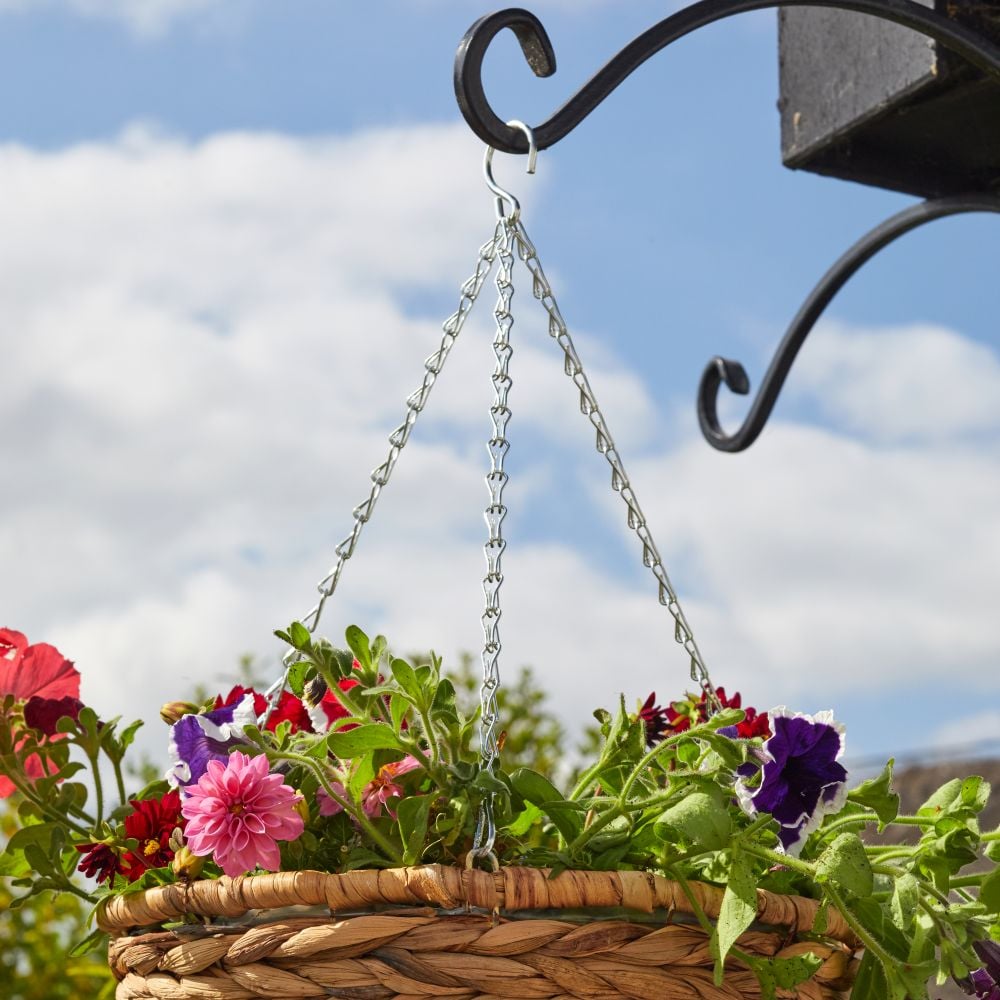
[2,621,1000,1000]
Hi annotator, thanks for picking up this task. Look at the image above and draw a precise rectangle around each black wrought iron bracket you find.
[454,2,1000,452]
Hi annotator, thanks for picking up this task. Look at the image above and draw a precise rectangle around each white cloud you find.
[0,122,661,759]
[790,319,1000,443]
[2,122,1000,770]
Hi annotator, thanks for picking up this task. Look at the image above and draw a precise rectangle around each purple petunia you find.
[963,941,1000,999]
[736,708,847,856]
[166,693,256,790]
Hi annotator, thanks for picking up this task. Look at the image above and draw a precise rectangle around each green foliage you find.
[4,621,1000,1000]
[0,797,115,1000]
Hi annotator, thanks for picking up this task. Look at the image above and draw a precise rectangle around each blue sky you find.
[1,0,999,770]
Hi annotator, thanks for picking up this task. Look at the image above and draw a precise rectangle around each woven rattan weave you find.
[103,865,859,999]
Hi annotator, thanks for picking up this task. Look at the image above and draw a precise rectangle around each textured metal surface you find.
[454,4,1000,453]
[454,1,1000,155]
[698,194,1000,452]
[780,0,1000,196]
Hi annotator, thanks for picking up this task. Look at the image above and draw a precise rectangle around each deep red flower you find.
[0,629,81,797]
[23,695,84,736]
[736,706,772,739]
[215,684,314,734]
[75,842,123,885]
[646,686,770,742]
[120,790,184,881]
[639,693,671,746]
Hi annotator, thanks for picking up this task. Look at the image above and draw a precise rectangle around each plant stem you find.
[270,750,403,863]
[416,706,440,768]
[825,883,897,972]
[618,721,721,804]
[742,843,816,880]
[568,761,605,802]
[112,757,127,810]
[89,753,104,827]
[818,812,874,839]
[3,770,92,837]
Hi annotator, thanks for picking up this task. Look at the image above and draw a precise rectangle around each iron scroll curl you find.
[454,2,1000,451]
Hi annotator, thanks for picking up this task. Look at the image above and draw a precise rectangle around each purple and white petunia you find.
[964,940,1000,999]
[737,707,848,857]
[166,693,257,790]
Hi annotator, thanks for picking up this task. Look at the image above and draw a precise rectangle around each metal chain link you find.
[471,215,516,862]
[512,219,719,709]
[262,225,502,713]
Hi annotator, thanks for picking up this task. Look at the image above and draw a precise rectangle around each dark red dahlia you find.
[23,695,84,736]
[120,790,184,881]
[75,842,123,884]
[639,693,671,746]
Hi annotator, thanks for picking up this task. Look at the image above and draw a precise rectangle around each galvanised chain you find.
[262,225,503,715]
[512,219,719,711]
[470,214,516,862]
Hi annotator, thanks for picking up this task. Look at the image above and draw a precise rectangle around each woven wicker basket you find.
[101,864,859,999]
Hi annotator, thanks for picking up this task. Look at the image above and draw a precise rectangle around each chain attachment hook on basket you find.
[469,119,536,870]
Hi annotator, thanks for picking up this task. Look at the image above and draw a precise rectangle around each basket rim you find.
[98,863,858,945]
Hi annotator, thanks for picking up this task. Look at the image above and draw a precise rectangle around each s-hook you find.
[454,3,1000,452]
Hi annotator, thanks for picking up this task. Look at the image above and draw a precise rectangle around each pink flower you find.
[181,751,304,877]
[362,756,422,819]
[316,781,348,817]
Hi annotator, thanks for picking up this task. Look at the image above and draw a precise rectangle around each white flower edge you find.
[165,693,257,788]
[736,706,849,857]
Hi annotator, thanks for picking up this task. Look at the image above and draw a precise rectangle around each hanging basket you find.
[102,865,859,999]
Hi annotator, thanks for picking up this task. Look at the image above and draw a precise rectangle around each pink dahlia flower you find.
[181,751,304,877]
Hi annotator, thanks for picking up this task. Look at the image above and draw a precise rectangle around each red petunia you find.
[120,790,184,881]
[215,685,314,734]
[0,628,81,798]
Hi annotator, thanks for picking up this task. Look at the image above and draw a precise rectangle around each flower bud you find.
[160,701,199,725]
[292,791,310,824]
[171,846,205,879]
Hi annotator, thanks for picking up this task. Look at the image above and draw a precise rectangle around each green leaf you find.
[389,693,410,735]
[654,789,732,850]
[287,659,310,698]
[848,759,899,830]
[850,950,885,1000]
[507,802,542,837]
[390,657,423,706]
[345,625,372,670]
[889,873,920,930]
[979,867,1000,915]
[67,927,108,958]
[510,768,582,843]
[712,847,758,983]
[472,769,510,797]
[396,795,432,865]
[747,952,823,1000]
[288,621,312,651]
[815,832,873,898]
[706,707,745,731]
[430,678,459,724]
[327,724,406,758]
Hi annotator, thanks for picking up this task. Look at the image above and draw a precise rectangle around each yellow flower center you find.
[229,802,245,815]
[142,839,159,857]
